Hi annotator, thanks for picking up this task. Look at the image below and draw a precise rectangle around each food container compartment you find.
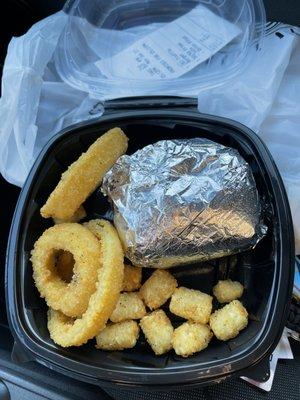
[6,97,294,390]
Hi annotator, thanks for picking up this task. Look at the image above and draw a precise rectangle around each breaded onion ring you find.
[31,223,101,317]
[41,128,128,220]
[47,219,124,347]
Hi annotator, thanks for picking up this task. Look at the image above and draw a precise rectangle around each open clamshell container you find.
[6,97,294,390]
[4,0,295,391]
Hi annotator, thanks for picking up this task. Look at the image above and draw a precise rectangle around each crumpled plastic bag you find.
[0,12,67,186]
[0,11,299,252]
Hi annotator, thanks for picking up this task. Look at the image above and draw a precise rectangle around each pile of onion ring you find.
[47,219,124,347]
[31,128,127,347]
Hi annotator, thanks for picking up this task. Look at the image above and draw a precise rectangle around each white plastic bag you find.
[0,12,68,186]
[197,29,297,131]
[260,37,300,253]
[0,12,299,252]
[0,12,102,186]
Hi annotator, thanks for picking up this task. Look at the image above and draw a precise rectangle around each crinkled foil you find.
[102,139,266,268]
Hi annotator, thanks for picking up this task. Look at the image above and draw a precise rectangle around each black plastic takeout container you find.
[6,97,295,390]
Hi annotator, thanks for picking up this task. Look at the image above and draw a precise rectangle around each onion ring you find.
[31,223,101,317]
[47,219,124,347]
[40,128,128,221]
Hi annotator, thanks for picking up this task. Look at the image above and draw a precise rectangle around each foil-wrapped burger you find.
[102,139,266,268]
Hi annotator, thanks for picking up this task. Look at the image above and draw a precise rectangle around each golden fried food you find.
[122,264,142,292]
[110,292,146,323]
[47,219,124,347]
[55,250,74,283]
[95,320,139,351]
[139,270,177,310]
[169,287,213,324]
[172,322,213,357]
[41,128,128,220]
[53,205,86,224]
[31,223,101,317]
[213,279,244,303]
[140,310,173,355]
[209,300,248,341]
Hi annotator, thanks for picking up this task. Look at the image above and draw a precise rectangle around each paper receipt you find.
[95,5,241,80]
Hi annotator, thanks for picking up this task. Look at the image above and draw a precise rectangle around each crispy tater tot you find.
[95,321,139,350]
[110,292,146,323]
[172,322,213,357]
[41,128,128,220]
[213,279,244,303]
[122,264,142,292]
[209,300,248,341]
[140,310,173,355]
[139,270,177,310]
[169,287,213,324]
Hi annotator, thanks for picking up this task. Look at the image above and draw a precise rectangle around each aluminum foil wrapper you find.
[102,139,266,268]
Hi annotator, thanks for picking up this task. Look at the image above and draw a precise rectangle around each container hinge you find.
[104,96,198,112]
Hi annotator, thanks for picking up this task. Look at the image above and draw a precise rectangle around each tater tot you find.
[140,310,174,355]
[139,270,177,310]
[122,265,142,292]
[209,300,248,341]
[213,279,244,303]
[169,287,213,324]
[110,292,146,323]
[95,321,139,350]
[172,322,213,357]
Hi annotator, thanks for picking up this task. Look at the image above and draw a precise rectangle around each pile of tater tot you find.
[95,266,248,358]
